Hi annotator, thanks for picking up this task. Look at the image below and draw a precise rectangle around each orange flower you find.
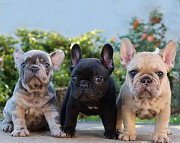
[147,35,154,42]
[142,33,147,39]
[111,37,117,41]
[157,42,161,45]
[134,20,140,28]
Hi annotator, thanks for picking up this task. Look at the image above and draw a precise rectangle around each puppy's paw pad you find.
[167,129,173,135]
[153,134,171,143]
[11,128,30,137]
[118,132,136,141]
[51,129,66,138]
[2,123,13,132]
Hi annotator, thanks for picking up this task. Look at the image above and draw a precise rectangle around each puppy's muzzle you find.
[80,82,88,92]
[141,77,152,87]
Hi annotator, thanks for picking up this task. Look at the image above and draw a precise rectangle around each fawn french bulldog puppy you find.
[2,48,66,137]
[116,38,176,143]
[60,44,117,139]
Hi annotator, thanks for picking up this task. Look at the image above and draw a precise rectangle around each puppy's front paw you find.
[104,131,117,139]
[11,128,30,137]
[167,129,173,135]
[2,123,13,132]
[116,128,123,134]
[118,132,136,141]
[153,133,171,143]
[51,128,66,138]
[63,126,76,138]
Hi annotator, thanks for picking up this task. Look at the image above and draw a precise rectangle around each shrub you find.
[171,41,180,114]
[0,35,19,106]
[118,9,167,52]
[0,29,105,106]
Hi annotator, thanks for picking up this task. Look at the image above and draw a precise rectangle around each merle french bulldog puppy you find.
[60,44,117,139]
[2,48,66,137]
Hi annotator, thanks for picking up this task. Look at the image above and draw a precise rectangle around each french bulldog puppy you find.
[2,48,66,137]
[60,44,117,139]
[116,38,176,143]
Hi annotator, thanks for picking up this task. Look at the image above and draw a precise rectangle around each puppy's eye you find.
[72,76,77,82]
[129,70,138,78]
[21,63,26,68]
[157,71,163,79]
[45,63,50,69]
[95,76,103,82]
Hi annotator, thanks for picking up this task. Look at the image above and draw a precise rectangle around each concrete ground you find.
[0,121,179,143]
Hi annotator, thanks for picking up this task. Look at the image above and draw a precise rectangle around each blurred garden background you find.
[0,0,180,123]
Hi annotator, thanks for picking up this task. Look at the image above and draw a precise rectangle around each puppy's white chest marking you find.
[88,106,98,110]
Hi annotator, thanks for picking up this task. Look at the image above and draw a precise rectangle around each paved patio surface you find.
[0,121,179,143]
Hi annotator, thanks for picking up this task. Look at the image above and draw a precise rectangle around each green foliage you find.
[0,35,19,106]
[171,41,180,112]
[78,115,101,122]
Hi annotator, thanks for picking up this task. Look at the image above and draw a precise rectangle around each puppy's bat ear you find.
[161,40,177,72]
[70,44,82,71]
[13,48,24,69]
[100,44,114,74]
[50,50,65,71]
[120,38,136,68]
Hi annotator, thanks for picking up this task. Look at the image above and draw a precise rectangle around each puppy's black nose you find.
[80,83,88,91]
[30,67,39,74]
[141,78,152,86]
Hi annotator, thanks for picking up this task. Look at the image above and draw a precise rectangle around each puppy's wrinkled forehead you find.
[72,58,109,76]
[22,50,51,64]
[127,52,167,73]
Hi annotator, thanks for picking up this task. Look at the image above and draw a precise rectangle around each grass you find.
[78,114,180,124]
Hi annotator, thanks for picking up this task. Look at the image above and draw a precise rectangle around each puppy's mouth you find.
[73,88,101,102]
[28,77,44,90]
[139,88,154,98]
[133,85,160,100]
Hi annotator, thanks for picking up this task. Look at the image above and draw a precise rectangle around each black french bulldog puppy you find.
[60,44,117,139]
